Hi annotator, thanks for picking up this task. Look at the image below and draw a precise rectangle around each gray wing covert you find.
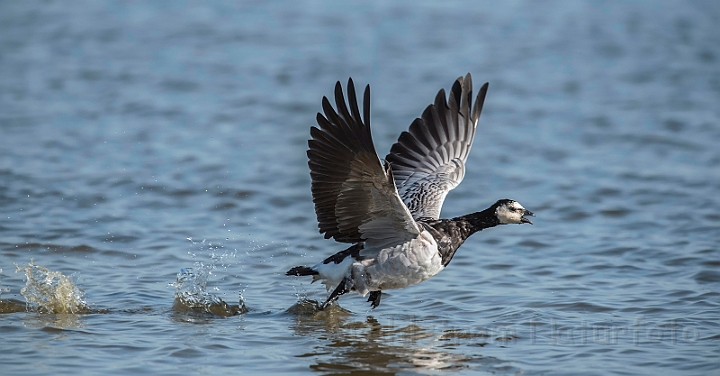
[385,74,489,220]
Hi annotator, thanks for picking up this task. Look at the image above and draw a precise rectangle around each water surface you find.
[1,1,719,375]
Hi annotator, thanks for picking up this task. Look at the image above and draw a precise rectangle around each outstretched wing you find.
[308,78,421,245]
[385,74,488,220]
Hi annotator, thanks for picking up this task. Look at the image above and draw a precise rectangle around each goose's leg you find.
[367,290,382,309]
[320,278,351,310]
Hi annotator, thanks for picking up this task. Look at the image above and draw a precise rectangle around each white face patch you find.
[495,201,526,224]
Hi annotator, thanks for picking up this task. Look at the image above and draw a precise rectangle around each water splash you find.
[15,261,89,314]
[174,239,247,317]
[171,267,246,317]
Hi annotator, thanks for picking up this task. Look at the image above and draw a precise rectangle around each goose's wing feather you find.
[308,79,421,245]
[385,74,488,220]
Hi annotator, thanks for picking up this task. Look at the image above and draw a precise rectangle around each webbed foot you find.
[320,278,351,310]
[367,290,382,309]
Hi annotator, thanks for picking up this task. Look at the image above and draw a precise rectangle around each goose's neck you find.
[425,207,501,267]
[453,207,500,237]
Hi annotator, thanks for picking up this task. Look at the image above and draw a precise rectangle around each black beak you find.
[521,209,535,225]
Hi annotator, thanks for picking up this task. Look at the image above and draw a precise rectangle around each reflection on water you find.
[286,299,352,331]
[21,312,86,330]
[289,305,518,375]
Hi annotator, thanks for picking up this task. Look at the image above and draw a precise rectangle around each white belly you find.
[355,231,444,294]
[311,231,444,296]
[314,256,354,291]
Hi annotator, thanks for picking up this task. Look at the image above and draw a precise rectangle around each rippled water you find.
[1,1,719,375]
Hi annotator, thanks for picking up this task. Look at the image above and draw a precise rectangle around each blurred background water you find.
[1,1,719,375]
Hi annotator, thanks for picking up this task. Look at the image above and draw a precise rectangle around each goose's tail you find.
[286,266,319,277]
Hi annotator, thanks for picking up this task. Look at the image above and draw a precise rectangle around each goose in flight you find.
[287,74,534,309]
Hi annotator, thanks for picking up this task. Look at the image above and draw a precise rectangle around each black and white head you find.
[494,199,535,225]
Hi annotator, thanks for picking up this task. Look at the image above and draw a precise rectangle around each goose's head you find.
[494,199,534,225]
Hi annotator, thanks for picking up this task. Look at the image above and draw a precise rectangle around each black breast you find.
[421,219,473,266]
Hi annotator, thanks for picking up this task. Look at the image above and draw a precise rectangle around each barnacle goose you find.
[287,74,534,309]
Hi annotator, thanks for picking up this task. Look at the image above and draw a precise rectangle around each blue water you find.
[1,1,719,375]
